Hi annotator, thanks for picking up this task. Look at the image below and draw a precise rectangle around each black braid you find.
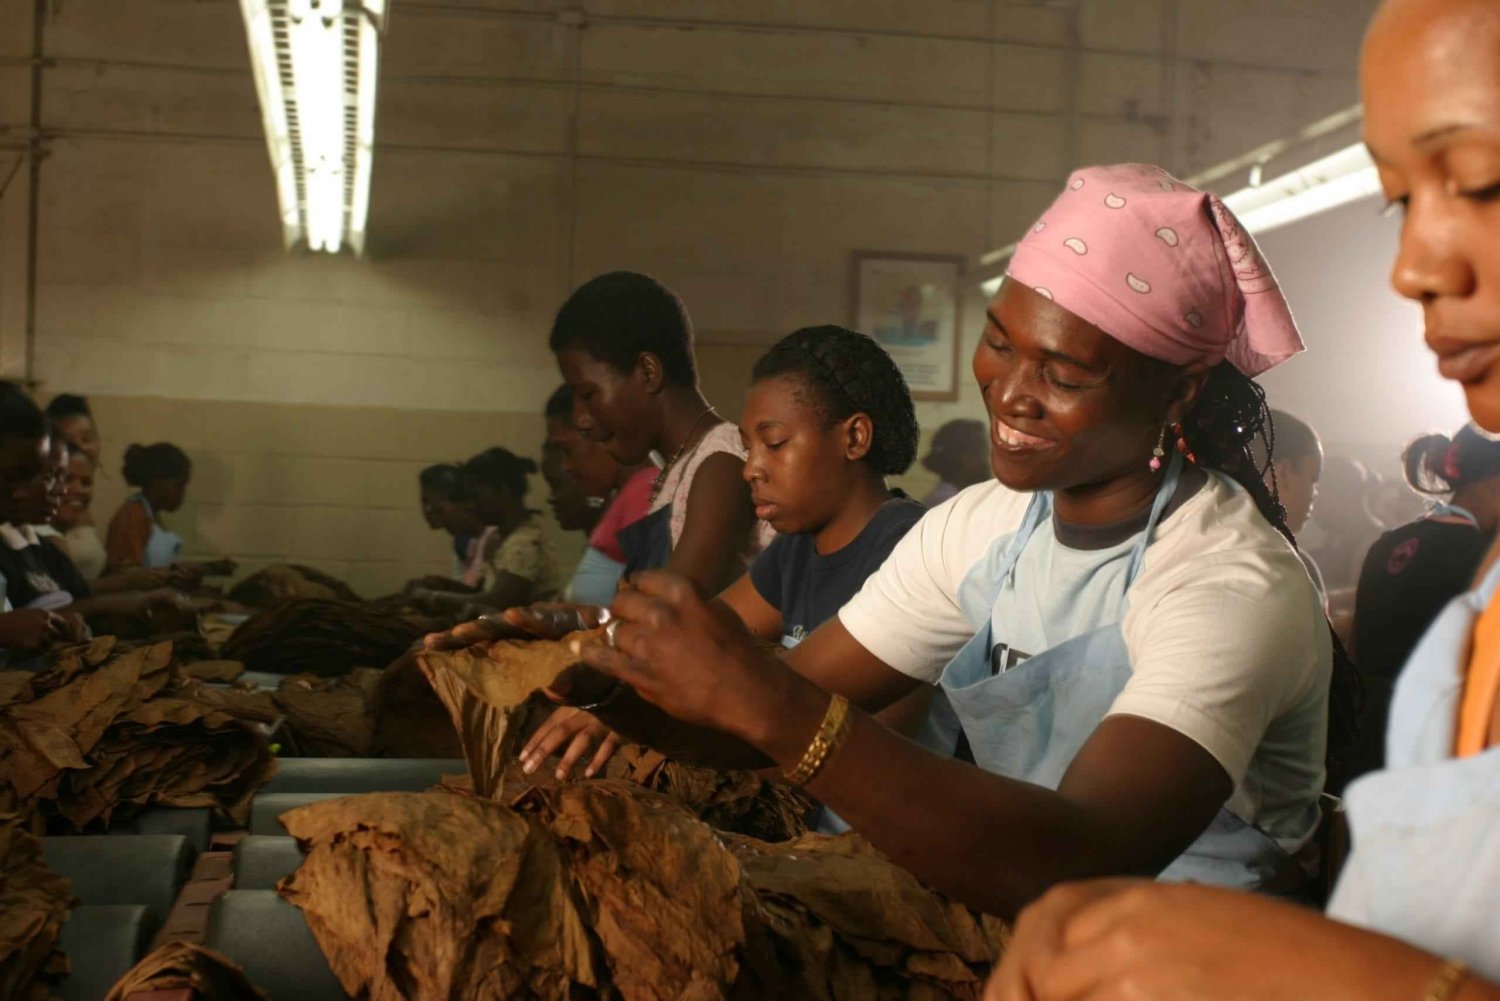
[1179,362,1363,783]
[752,325,920,475]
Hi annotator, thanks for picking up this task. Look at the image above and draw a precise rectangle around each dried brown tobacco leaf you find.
[272,669,383,758]
[221,599,423,678]
[0,641,274,831]
[178,660,245,683]
[103,942,268,1001]
[0,811,72,1001]
[227,565,362,607]
[278,791,594,1001]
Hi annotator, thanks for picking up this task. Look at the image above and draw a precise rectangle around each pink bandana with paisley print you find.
[1006,163,1304,377]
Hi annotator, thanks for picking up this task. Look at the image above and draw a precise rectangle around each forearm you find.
[69,595,141,619]
[745,674,1143,919]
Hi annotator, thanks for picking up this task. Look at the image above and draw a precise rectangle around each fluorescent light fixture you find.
[1221,143,1381,236]
[239,0,389,254]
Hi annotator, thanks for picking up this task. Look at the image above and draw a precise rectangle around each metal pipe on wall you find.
[23,0,45,387]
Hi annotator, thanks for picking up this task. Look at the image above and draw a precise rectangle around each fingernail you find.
[584,768,595,778]
[569,638,581,654]
[555,768,566,780]
[522,758,537,774]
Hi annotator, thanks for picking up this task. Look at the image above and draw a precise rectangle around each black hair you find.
[548,271,697,386]
[1402,425,1500,495]
[46,423,71,456]
[1178,363,1360,779]
[122,442,190,488]
[1267,410,1321,467]
[0,381,46,439]
[751,325,920,476]
[461,446,538,498]
[44,393,92,422]
[419,463,464,496]
[544,384,575,422]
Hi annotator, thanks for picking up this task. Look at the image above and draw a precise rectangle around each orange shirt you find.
[1457,588,1500,756]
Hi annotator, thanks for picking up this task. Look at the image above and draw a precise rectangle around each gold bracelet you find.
[784,693,852,786]
[1424,959,1469,1001]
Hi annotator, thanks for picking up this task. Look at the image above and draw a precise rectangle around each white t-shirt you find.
[840,472,1331,852]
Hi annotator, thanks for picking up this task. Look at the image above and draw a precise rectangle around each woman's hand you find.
[143,589,196,630]
[420,602,608,652]
[986,879,1468,1001]
[574,570,789,741]
[0,609,70,650]
[518,706,622,779]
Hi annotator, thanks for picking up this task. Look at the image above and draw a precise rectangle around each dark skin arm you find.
[666,451,759,596]
[716,573,782,643]
[576,572,1232,920]
[423,570,534,613]
[988,879,1500,1001]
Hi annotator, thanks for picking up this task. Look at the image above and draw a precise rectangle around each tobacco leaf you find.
[0,811,72,1001]
[103,942,268,1001]
[221,599,424,678]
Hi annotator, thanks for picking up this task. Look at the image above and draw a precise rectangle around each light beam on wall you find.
[239,0,388,255]
[1221,144,1382,237]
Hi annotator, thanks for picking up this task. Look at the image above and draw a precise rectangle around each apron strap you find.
[999,491,1053,587]
[1124,452,1183,585]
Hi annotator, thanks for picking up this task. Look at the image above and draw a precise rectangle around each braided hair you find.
[751,325,920,476]
[1177,362,1362,781]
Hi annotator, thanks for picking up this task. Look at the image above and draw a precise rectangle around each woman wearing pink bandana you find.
[518,163,1347,919]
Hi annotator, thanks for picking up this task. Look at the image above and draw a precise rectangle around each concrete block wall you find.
[0,0,1378,593]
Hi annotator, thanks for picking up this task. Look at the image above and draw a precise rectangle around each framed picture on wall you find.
[852,251,965,401]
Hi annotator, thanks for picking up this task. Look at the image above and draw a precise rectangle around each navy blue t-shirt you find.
[748,496,925,648]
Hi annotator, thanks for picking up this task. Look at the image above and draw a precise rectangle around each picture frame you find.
[851,251,965,402]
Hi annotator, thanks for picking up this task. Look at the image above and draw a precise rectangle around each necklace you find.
[650,406,718,505]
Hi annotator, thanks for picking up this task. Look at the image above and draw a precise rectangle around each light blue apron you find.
[134,495,183,569]
[1328,560,1500,980]
[929,457,1306,893]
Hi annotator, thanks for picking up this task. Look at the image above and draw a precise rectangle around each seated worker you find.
[1261,409,1327,601]
[519,165,1355,920]
[40,439,107,580]
[418,463,473,575]
[44,393,101,466]
[104,442,234,582]
[920,419,991,507]
[404,464,493,598]
[0,385,85,660]
[2,425,192,632]
[1349,424,1500,778]
[519,326,929,801]
[412,447,559,615]
[543,384,654,607]
[549,271,773,592]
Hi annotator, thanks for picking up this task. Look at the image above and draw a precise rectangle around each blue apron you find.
[133,495,183,569]
[930,457,1306,893]
[1328,560,1500,980]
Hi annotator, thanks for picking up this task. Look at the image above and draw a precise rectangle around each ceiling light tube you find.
[239,0,388,255]
[1221,143,1382,236]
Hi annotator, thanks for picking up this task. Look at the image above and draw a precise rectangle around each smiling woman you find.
[522,164,1358,923]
